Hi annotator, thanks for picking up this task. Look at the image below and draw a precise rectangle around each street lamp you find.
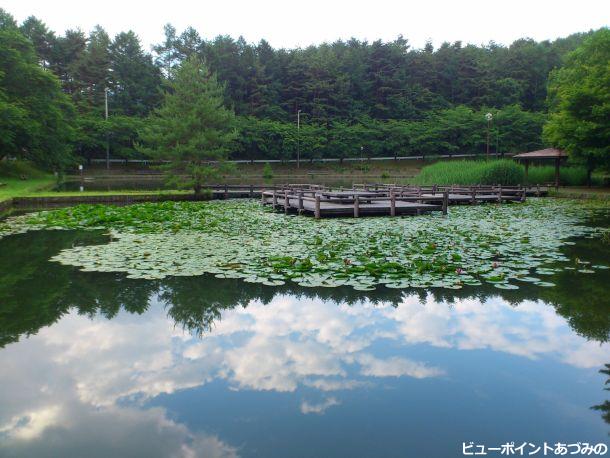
[105,87,110,170]
[297,109,302,169]
[485,112,493,160]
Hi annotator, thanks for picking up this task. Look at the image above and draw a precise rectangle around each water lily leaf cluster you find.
[0,199,608,291]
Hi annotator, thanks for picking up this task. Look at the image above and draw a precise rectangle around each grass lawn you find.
[0,176,57,202]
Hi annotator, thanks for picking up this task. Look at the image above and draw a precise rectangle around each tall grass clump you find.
[413,159,524,186]
[526,166,601,186]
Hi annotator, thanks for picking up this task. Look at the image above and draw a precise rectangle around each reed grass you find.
[413,159,601,186]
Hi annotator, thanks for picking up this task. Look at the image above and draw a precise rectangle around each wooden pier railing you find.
[259,184,540,218]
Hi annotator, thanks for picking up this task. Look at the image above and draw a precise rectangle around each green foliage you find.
[414,159,525,185]
[526,166,603,186]
[0,160,47,178]
[109,31,161,116]
[0,17,76,170]
[544,28,610,172]
[137,56,236,193]
[233,105,543,161]
[262,162,274,179]
[0,9,603,165]
[479,160,525,185]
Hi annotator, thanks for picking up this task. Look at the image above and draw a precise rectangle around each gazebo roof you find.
[513,148,568,159]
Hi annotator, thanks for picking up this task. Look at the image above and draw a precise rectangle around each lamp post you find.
[105,87,110,170]
[297,109,301,169]
[485,112,493,160]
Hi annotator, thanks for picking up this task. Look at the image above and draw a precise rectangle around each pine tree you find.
[138,57,236,194]
[153,24,180,79]
[109,31,161,116]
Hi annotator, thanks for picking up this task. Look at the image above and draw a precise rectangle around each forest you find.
[0,7,606,169]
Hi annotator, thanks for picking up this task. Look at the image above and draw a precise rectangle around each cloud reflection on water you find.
[0,292,607,456]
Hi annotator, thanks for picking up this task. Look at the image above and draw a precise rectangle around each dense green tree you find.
[0,8,601,165]
[109,31,161,116]
[0,18,75,169]
[50,29,86,95]
[543,28,610,180]
[71,25,111,108]
[19,16,56,68]
[137,57,236,194]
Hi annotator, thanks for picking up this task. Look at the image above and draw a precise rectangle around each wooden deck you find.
[261,184,543,218]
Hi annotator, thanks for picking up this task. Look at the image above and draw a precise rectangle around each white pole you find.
[105,88,110,170]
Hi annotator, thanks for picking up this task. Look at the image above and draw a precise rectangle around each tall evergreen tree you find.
[138,57,236,194]
[72,25,111,108]
[109,31,161,116]
[19,16,56,68]
[153,24,180,79]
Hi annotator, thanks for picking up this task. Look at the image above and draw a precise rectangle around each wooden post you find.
[521,189,526,202]
[272,190,277,209]
[536,184,541,197]
[284,191,289,213]
[354,195,359,218]
[390,192,396,217]
[497,185,503,203]
[249,184,254,198]
[261,189,265,205]
[224,184,228,199]
[314,195,321,219]
[432,184,437,195]
[298,192,304,213]
[471,189,476,205]
[442,190,448,215]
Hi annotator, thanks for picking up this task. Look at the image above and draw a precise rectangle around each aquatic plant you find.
[0,199,608,291]
[413,159,524,185]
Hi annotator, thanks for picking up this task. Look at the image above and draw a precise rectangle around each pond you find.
[0,199,608,457]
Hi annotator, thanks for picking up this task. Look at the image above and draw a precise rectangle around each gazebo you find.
[513,148,568,189]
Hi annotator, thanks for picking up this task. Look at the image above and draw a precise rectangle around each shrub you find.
[262,162,274,179]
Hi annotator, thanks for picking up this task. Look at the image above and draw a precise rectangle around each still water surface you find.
[0,224,608,457]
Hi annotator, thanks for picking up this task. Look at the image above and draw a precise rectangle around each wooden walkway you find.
[261,184,544,218]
